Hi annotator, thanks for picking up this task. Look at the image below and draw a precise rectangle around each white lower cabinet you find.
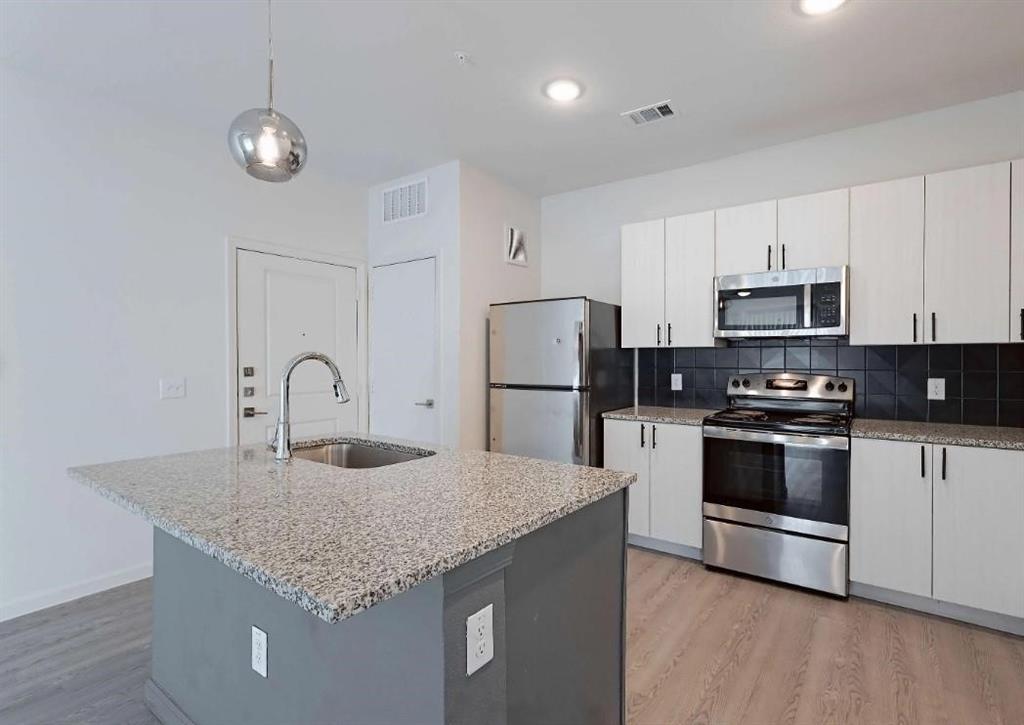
[933,445,1024,618]
[603,419,702,547]
[850,438,932,598]
[852,438,1024,619]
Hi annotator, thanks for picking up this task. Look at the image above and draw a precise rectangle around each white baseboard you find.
[850,581,1024,636]
[0,561,153,622]
[628,534,702,561]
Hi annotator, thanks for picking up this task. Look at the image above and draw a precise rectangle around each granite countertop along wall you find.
[603,406,715,426]
[604,406,1024,451]
[69,435,635,624]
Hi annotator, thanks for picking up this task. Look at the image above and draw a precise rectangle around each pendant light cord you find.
[266,0,274,110]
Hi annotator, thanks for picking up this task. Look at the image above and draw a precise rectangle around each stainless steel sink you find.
[291,442,433,469]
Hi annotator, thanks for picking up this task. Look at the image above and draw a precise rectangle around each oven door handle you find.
[702,425,849,450]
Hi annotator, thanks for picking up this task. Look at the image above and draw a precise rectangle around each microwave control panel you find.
[811,282,842,328]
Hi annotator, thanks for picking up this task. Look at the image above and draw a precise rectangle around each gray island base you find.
[69,435,633,725]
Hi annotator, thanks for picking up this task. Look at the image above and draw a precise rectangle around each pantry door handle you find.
[243,407,268,418]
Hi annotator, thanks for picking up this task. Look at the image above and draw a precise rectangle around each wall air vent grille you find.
[382,179,428,223]
[621,100,675,126]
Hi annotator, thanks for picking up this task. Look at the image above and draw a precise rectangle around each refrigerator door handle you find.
[572,394,583,464]
[574,320,584,389]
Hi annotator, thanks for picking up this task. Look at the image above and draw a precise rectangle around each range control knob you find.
[742,378,751,388]
[837,382,848,393]
[825,381,835,392]
[731,379,741,388]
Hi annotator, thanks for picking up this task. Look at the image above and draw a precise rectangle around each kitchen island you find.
[70,435,634,725]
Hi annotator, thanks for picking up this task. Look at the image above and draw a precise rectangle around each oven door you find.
[702,426,849,540]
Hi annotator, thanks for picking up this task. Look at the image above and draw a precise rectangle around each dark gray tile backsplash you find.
[639,341,1024,428]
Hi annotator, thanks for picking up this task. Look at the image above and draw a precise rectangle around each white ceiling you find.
[3,1,1022,196]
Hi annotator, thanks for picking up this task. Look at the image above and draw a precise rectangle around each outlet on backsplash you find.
[927,378,946,401]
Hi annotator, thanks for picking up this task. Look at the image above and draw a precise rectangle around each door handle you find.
[414,399,435,408]
[667,322,672,346]
[651,424,657,449]
[1019,308,1023,341]
[656,324,662,346]
[781,243,786,270]
[913,313,917,343]
[941,447,947,481]
[920,445,925,478]
[640,423,646,448]
[931,312,936,342]
[767,245,772,271]
[243,407,268,418]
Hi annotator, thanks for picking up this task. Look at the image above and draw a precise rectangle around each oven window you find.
[718,285,804,331]
[703,436,848,525]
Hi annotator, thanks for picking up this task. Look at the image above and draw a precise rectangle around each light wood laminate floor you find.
[2,548,1021,724]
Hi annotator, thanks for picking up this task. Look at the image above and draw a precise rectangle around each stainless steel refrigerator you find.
[488,297,632,466]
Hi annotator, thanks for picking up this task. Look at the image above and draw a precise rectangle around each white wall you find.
[458,164,541,450]
[541,91,1024,303]
[0,69,368,621]
[367,161,461,447]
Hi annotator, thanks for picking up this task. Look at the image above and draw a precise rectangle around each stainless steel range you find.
[701,372,854,596]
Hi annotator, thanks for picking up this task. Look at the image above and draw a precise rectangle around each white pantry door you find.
[369,258,439,444]
[236,250,360,445]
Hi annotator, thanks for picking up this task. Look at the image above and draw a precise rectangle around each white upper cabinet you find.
[777,188,850,270]
[664,211,715,347]
[850,438,932,598]
[715,199,777,276]
[849,176,925,345]
[924,161,1011,344]
[620,219,665,348]
[933,445,1024,618]
[1011,158,1024,342]
[649,423,702,549]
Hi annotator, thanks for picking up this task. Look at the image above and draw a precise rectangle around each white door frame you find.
[369,254,443,444]
[226,236,368,446]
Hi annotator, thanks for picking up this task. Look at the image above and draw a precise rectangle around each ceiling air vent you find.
[621,100,675,126]
[382,179,427,223]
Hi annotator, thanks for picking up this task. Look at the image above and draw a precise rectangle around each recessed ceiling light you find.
[799,0,847,15]
[544,79,583,102]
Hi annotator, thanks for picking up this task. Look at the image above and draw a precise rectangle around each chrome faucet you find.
[273,352,350,461]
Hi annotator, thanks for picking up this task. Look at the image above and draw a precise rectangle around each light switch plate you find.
[927,378,946,401]
[251,626,267,678]
[670,373,682,391]
[159,377,187,400]
[466,604,493,676]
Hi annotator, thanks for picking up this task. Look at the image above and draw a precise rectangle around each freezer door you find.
[489,299,588,388]
[489,388,589,465]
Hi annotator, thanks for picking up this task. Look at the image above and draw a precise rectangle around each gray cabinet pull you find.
[415,399,435,408]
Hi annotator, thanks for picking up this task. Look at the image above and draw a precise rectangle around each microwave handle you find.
[803,285,812,328]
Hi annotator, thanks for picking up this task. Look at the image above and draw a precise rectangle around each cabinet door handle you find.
[931,312,936,342]
[640,424,645,448]
[667,323,672,346]
[913,313,917,343]
[941,447,947,481]
[1019,308,1023,341]
[781,243,786,270]
[652,424,657,449]
[920,445,925,478]
[656,324,662,346]
[767,245,772,271]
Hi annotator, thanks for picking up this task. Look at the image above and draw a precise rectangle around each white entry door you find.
[236,249,360,445]
[370,258,438,444]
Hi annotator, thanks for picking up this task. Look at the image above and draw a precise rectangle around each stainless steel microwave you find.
[713,266,848,339]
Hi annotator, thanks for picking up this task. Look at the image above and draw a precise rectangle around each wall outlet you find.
[251,625,268,678]
[927,378,946,401]
[159,377,187,400]
[465,604,493,676]
[670,373,682,391]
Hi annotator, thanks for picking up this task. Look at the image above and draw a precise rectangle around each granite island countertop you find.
[69,435,635,624]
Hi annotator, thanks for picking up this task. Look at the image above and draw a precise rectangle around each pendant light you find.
[227,0,307,182]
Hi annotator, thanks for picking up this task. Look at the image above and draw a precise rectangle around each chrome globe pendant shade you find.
[227,0,307,182]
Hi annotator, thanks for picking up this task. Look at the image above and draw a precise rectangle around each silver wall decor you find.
[506,227,527,266]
